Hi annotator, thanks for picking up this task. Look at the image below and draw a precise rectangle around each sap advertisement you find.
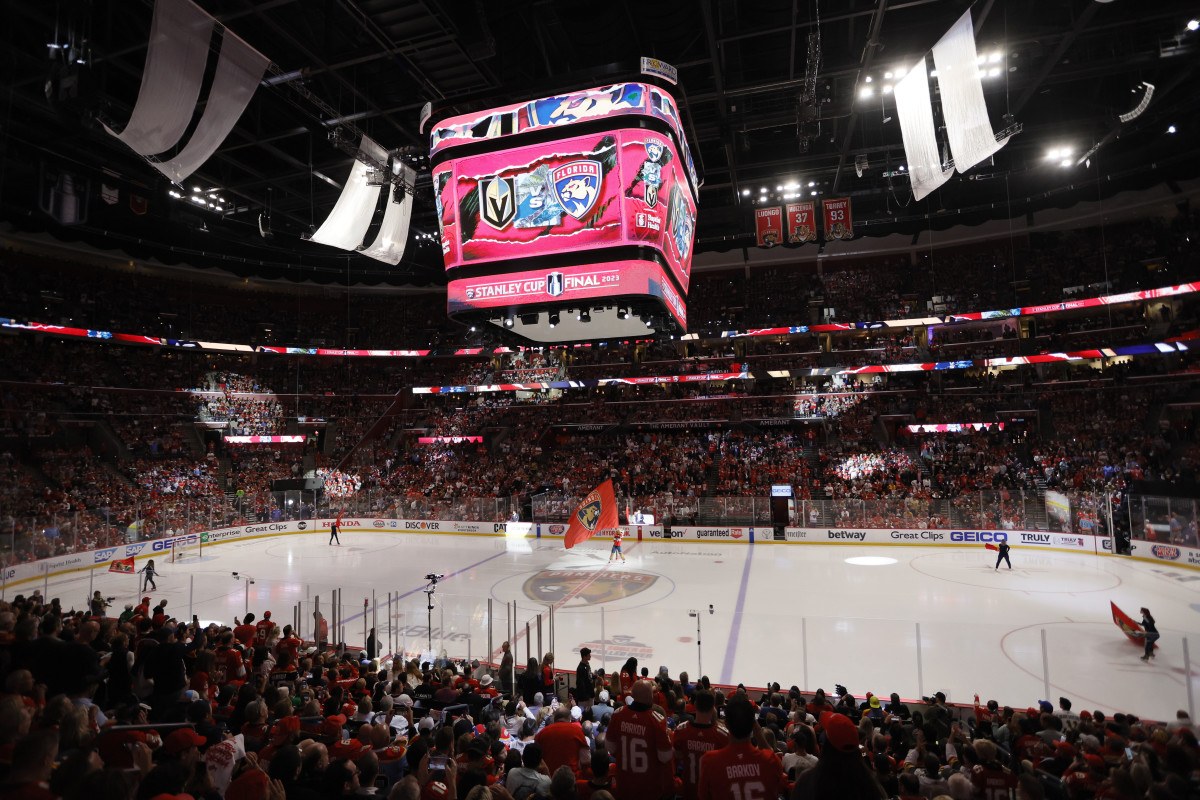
[447,259,687,330]
[438,129,696,295]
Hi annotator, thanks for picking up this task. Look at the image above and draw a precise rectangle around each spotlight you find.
[859,87,873,99]
[884,71,894,79]
[616,308,628,320]
[1189,19,1199,31]
[503,314,514,328]
[519,312,539,326]
[741,188,750,196]
[579,309,591,323]
[548,312,560,328]
[1168,125,1177,134]
[808,181,815,187]
[864,76,872,83]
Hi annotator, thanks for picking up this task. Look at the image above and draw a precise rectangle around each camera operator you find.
[90,590,113,617]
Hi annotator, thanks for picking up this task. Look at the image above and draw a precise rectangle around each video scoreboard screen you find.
[429,78,698,342]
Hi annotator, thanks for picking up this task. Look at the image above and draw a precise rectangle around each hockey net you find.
[171,537,201,563]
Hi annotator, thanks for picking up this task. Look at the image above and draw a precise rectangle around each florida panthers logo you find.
[552,161,602,220]
[576,491,603,532]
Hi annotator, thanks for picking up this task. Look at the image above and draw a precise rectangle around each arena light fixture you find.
[548,311,560,328]
[1168,125,1177,133]
[503,314,514,328]
[860,86,873,99]
[884,71,894,79]
[1188,19,1199,31]
[616,308,628,320]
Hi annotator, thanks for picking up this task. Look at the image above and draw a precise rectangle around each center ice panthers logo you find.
[552,161,602,220]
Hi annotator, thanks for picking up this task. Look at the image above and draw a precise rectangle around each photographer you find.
[90,591,113,617]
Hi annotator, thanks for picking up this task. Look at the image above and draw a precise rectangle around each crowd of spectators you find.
[0,594,1196,800]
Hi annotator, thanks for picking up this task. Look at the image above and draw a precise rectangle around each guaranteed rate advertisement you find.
[441,129,696,293]
[447,259,687,331]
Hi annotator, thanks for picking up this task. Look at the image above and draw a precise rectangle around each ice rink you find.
[30,530,1200,722]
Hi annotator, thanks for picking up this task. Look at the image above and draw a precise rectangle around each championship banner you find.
[565,479,620,549]
[755,206,782,247]
[109,557,135,573]
[785,201,817,243]
[821,197,853,240]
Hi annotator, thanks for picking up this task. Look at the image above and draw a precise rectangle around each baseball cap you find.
[263,611,271,618]
[395,694,414,707]
[571,706,583,721]
[1055,741,1076,757]
[819,711,860,754]
[1084,754,1107,771]
[480,674,493,687]
[271,716,300,741]
[1038,700,1054,713]
[599,690,609,703]
[164,728,207,755]
[869,696,881,709]
[225,769,268,800]
[418,715,437,732]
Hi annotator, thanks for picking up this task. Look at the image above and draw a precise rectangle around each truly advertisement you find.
[443,129,695,291]
[447,260,687,330]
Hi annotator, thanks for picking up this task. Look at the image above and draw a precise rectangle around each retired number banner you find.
[755,206,782,247]
[822,197,853,240]
[785,201,817,243]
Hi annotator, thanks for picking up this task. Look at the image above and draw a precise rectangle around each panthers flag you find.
[108,557,135,574]
[565,479,620,549]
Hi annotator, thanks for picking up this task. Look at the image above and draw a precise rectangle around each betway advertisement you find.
[447,259,687,330]
[440,129,695,293]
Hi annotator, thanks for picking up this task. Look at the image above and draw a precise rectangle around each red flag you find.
[1111,601,1157,649]
[109,556,135,573]
[565,480,620,549]
[984,542,998,552]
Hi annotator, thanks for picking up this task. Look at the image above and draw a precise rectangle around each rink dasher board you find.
[5,520,1197,589]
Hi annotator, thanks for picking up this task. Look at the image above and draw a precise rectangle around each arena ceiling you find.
[1,0,1197,286]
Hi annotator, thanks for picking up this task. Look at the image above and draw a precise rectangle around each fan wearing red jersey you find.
[970,740,1017,800]
[254,611,274,647]
[607,679,675,800]
[698,695,785,800]
[674,689,730,800]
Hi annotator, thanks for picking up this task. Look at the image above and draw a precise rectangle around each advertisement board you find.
[669,527,752,543]
[777,527,1107,552]
[1130,540,1200,568]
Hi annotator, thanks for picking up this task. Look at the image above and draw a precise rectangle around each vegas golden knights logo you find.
[479,176,516,229]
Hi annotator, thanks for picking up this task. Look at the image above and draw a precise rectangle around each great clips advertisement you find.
[444,130,696,293]
[447,259,687,330]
